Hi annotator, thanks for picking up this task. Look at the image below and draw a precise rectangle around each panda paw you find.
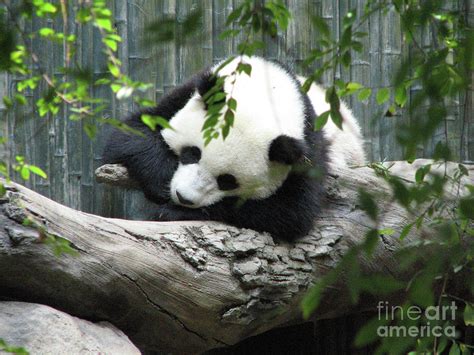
[155,205,179,221]
[154,204,209,222]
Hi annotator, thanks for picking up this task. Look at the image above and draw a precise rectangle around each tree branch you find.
[0,159,472,353]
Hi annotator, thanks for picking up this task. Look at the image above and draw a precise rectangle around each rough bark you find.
[0,159,472,354]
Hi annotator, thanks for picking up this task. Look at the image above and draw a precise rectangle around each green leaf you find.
[395,86,408,107]
[95,18,112,32]
[387,104,397,116]
[210,92,226,104]
[107,62,120,78]
[312,15,330,38]
[325,86,340,109]
[415,164,431,184]
[20,166,30,180]
[77,8,92,22]
[134,97,156,108]
[378,228,395,236]
[449,342,461,355]
[0,338,29,355]
[341,51,351,67]
[3,96,13,108]
[28,165,47,179]
[346,82,363,91]
[342,9,356,28]
[225,5,244,26]
[363,229,379,256]
[40,3,56,13]
[0,183,6,197]
[351,41,363,53]
[44,234,79,257]
[35,2,57,16]
[103,38,117,51]
[14,94,27,105]
[330,108,343,130]
[301,266,339,318]
[227,98,237,111]
[106,34,122,42]
[464,304,474,326]
[359,274,404,295]
[459,198,474,219]
[433,142,451,161]
[389,177,411,207]
[358,88,371,101]
[354,31,368,38]
[399,222,414,240]
[39,27,55,37]
[301,282,325,318]
[409,273,434,307]
[110,83,121,92]
[376,88,390,105]
[95,78,111,85]
[341,27,352,49]
[141,114,173,131]
[354,317,389,347]
[314,111,330,131]
[219,29,240,40]
[221,124,230,140]
[84,123,97,139]
[237,63,252,76]
[358,189,378,220]
[224,109,234,126]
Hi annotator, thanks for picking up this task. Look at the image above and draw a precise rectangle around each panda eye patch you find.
[180,146,201,164]
[217,174,239,191]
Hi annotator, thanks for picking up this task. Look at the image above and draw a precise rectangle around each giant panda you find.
[103,56,365,240]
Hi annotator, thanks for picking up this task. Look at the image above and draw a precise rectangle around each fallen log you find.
[0,159,472,353]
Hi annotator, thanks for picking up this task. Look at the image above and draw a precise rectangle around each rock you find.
[0,302,140,355]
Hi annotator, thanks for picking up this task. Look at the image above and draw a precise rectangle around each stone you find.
[0,302,140,355]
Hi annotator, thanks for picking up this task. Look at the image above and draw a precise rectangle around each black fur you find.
[269,135,306,164]
[103,59,329,241]
[217,174,239,191]
[180,146,201,165]
[102,69,210,203]
[196,71,216,98]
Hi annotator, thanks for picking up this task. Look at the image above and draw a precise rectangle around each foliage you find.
[299,1,474,354]
[0,0,472,354]
[201,0,291,144]
[0,0,161,255]
[0,339,28,355]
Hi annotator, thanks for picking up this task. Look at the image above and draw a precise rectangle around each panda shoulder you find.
[296,76,366,165]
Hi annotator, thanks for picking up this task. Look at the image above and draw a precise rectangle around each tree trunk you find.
[0,160,472,353]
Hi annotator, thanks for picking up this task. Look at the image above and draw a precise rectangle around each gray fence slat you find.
[0,0,470,219]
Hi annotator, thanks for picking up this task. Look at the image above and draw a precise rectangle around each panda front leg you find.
[154,203,212,222]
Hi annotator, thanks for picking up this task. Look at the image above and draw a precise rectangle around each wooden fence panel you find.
[1,0,472,220]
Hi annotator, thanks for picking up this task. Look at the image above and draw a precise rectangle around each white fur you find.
[162,56,306,207]
[299,77,366,167]
[161,57,366,207]
[169,163,223,207]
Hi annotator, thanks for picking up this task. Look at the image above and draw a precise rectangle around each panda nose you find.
[176,190,195,206]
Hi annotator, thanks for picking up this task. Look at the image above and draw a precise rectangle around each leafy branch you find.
[201,0,291,144]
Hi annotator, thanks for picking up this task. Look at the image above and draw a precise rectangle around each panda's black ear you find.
[196,70,217,98]
[269,135,306,165]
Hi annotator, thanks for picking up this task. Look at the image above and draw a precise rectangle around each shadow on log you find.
[0,160,472,353]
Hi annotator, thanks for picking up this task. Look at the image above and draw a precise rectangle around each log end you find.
[95,164,139,189]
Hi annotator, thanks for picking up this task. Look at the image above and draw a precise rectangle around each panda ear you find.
[196,71,217,98]
[269,135,306,165]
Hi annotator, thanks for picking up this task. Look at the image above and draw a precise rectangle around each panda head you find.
[161,56,309,208]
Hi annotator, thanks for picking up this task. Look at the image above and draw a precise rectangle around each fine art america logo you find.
[377,301,457,338]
